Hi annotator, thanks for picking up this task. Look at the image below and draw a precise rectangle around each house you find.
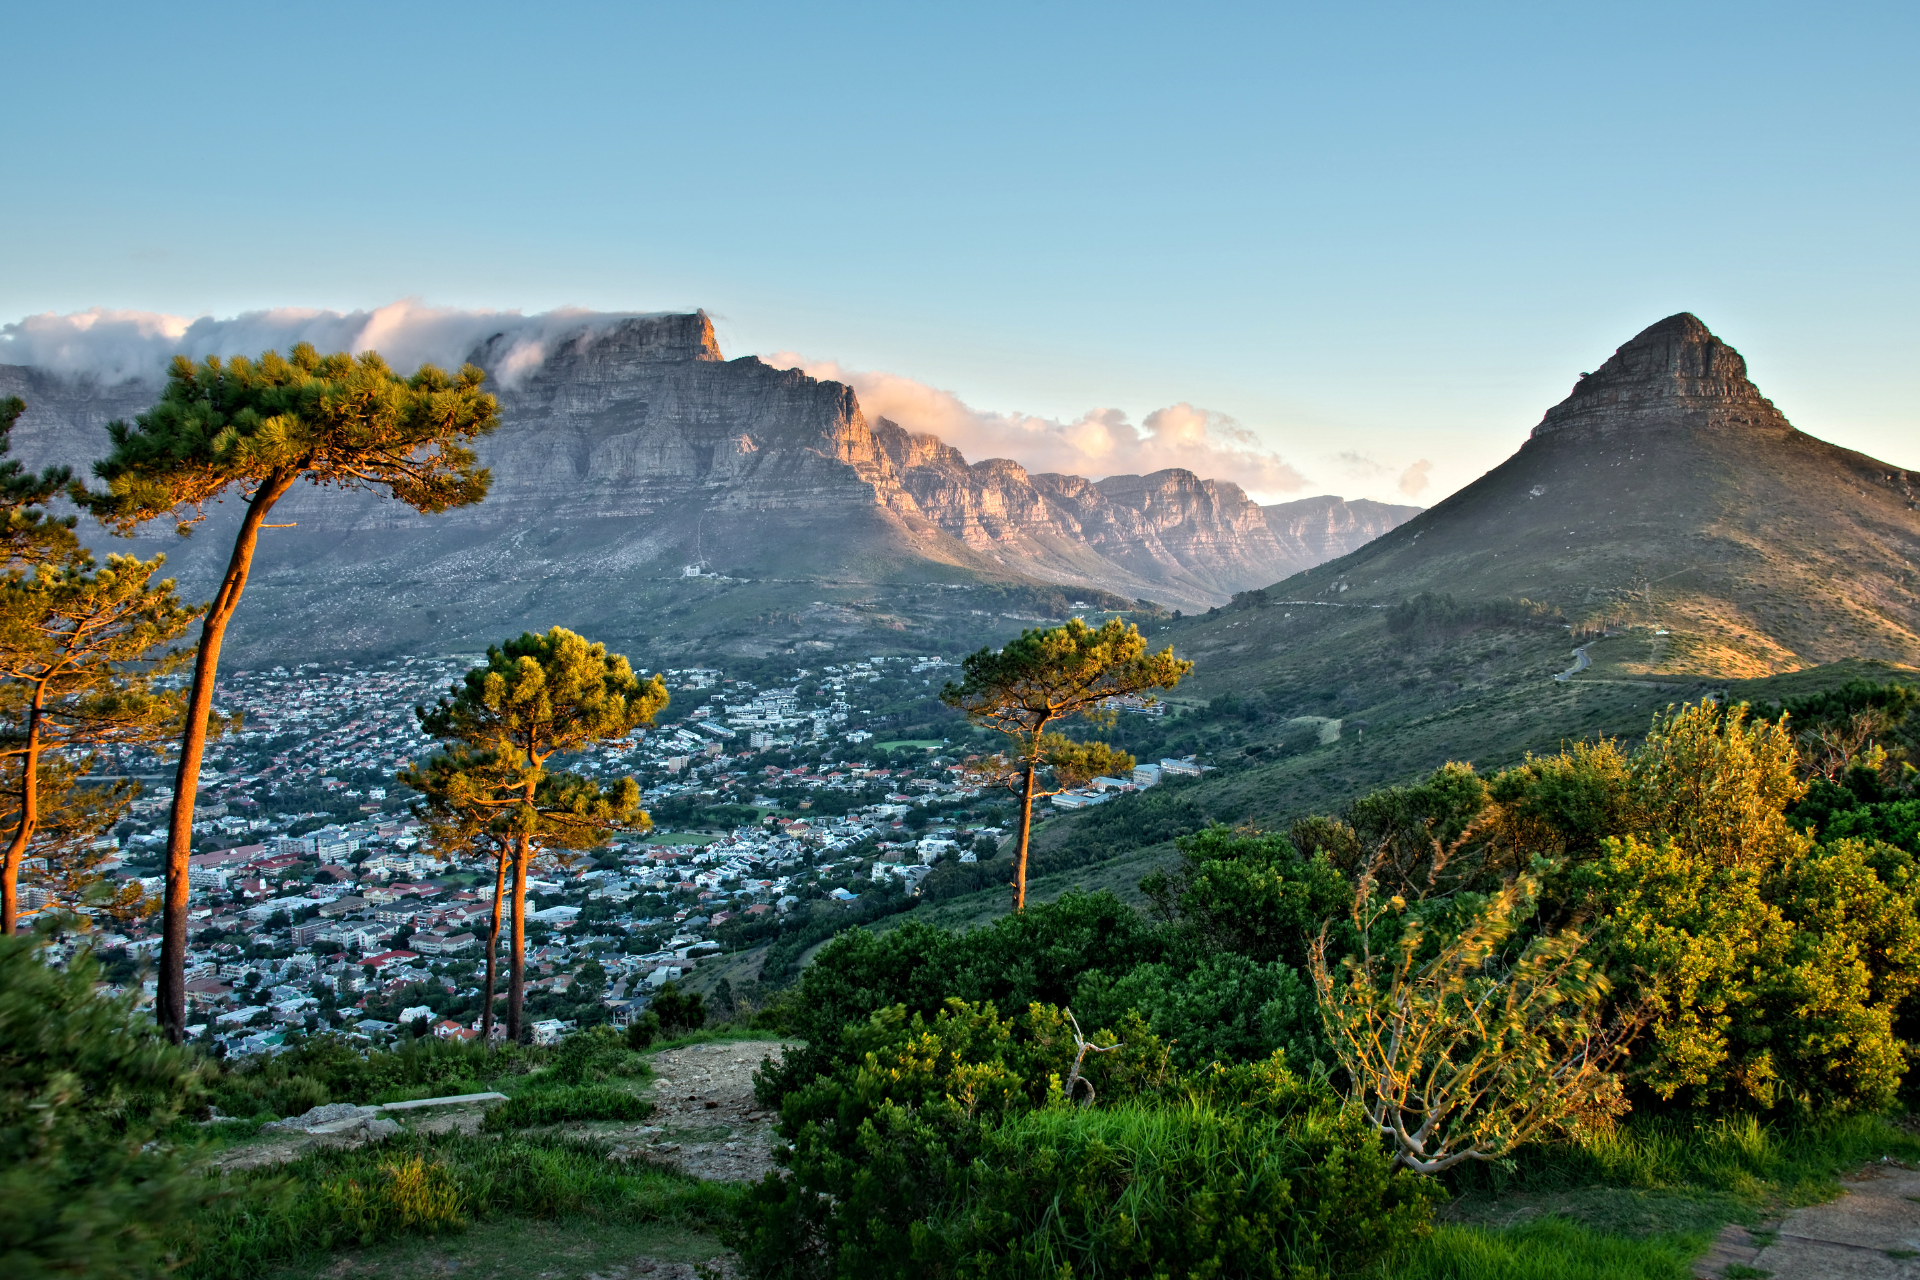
[411,930,476,956]
[361,949,420,972]
[529,1018,569,1045]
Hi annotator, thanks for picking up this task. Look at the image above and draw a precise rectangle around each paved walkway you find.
[1696,1162,1920,1278]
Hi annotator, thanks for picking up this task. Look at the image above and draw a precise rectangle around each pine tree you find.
[0,396,80,569]
[403,628,667,1042]
[0,552,197,931]
[73,347,499,1040]
[942,618,1190,910]
[407,746,515,1044]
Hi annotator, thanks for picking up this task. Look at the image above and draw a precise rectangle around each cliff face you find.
[1263,495,1422,574]
[0,311,1413,658]
[1531,312,1794,440]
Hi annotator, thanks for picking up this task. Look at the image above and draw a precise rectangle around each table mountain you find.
[0,312,1409,661]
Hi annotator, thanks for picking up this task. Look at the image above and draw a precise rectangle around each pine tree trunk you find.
[480,847,506,1046]
[1013,761,1037,913]
[507,835,530,1044]
[157,475,294,1043]
[1,691,44,935]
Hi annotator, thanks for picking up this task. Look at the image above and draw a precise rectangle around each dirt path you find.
[1695,1161,1920,1278]
[609,1040,798,1183]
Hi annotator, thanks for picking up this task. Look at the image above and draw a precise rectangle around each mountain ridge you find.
[0,311,1414,661]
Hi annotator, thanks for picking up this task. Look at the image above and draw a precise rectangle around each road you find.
[1552,646,1592,682]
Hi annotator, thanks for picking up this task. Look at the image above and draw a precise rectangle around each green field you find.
[872,738,945,750]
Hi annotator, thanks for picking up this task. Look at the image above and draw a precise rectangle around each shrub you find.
[481,1085,655,1131]
[0,934,211,1279]
[935,1097,1435,1278]
[542,1025,647,1085]
[734,998,1172,1279]
[649,982,706,1037]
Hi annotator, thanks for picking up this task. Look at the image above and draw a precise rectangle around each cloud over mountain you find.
[763,354,1310,502]
[0,301,668,389]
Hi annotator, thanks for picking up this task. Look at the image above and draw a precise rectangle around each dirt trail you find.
[611,1040,797,1183]
[1695,1161,1920,1279]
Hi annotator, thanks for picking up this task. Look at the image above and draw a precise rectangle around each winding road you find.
[1552,646,1592,682]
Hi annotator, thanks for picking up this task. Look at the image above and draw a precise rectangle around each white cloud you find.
[0,300,666,389]
[764,354,1310,501]
[1398,459,1433,498]
[1330,449,1392,479]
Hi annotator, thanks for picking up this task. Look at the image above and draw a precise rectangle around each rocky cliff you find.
[1262,495,1422,574]
[0,311,1414,659]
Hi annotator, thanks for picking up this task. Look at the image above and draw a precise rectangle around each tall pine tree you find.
[943,617,1189,910]
[403,628,666,1041]
[74,347,498,1040]
[0,552,196,932]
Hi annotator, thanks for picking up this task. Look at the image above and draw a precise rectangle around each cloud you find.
[764,354,1309,501]
[1330,449,1393,480]
[0,300,666,389]
[1398,459,1433,498]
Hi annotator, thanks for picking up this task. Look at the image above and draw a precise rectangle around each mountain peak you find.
[1531,312,1790,440]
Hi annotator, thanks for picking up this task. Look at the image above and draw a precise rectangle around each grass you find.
[643,1026,790,1054]
[176,1129,739,1280]
[481,1084,655,1131]
[1382,1219,1703,1280]
[261,1216,727,1280]
[1402,1112,1920,1279]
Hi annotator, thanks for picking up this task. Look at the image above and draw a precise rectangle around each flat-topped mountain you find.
[0,312,1411,661]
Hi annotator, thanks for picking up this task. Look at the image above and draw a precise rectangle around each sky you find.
[3,1,1914,505]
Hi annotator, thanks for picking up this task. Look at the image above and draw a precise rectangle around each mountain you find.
[0,312,1411,662]
[1002,314,1920,900]
[1248,312,1920,674]
[1260,495,1422,582]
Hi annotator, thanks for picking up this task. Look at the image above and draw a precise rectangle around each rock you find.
[261,1102,379,1133]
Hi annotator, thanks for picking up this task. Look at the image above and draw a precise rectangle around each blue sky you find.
[4,1,1914,504]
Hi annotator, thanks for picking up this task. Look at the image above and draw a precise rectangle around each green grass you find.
[1383,1218,1702,1280]
[177,1130,739,1280]
[643,1026,790,1054]
[1418,1112,1920,1277]
[1457,1111,1920,1211]
[480,1084,655,1131]
[260,1215,727,1280]
[872,738,944,750]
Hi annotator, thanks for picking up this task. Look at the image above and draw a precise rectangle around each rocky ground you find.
[610,1040,796,1183]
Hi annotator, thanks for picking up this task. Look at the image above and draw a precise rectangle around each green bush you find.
[0,934,211,1279]
[542,1025,648,1086]
[210,1032,509,1118]
[938,1098,1435,1278]
[758,891,1167,1103]
[649,982,706,1037]
[735,1010,1431,1280]
[481,1085,654,1131]
[735,997,1174,1278]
